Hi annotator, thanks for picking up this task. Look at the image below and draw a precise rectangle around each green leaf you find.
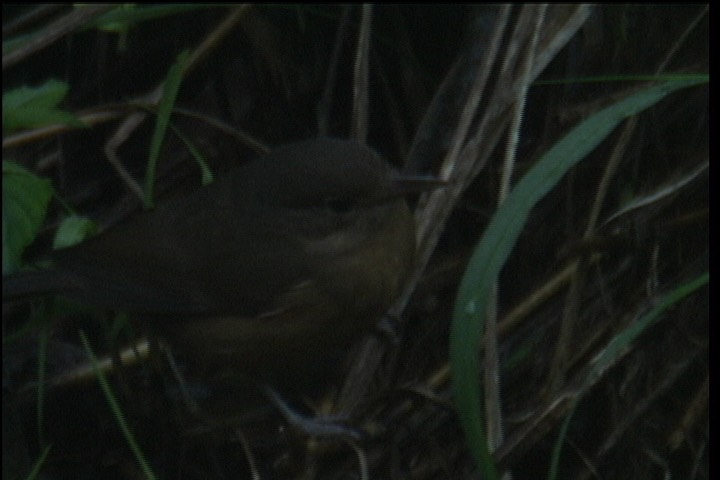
[87,4,221,30]
[2,79,85,133]
[79,331,157,480]
[143,49,191,208]
[449,77,708,476]
[52,215,98,250]
[170,125,214,186]
[2,162,54,274]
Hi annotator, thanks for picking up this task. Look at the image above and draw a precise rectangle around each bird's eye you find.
[325,197,357,214]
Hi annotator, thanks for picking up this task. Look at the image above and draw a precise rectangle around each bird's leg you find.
[261,385,363,441]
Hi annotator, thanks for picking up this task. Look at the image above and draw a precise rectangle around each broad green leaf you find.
[2,79,85,132]
[2,162,54,274]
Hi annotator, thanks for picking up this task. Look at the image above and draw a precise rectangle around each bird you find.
[4,138,427,394]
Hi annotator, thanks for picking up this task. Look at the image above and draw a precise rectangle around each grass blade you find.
[450,76,708,475]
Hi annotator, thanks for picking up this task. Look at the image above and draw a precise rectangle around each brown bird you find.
[4,138,427,393]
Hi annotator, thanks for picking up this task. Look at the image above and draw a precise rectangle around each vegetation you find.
[3,5,708,479]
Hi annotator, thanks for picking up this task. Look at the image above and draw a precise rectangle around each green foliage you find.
[144,49,191,208]
[88,4,222,30]
[547,272,709,480]
[79,330,157,480]
[2,162,54,274]
[52,215,98,250]
[2,79,85,133]
[449,76,708,476]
